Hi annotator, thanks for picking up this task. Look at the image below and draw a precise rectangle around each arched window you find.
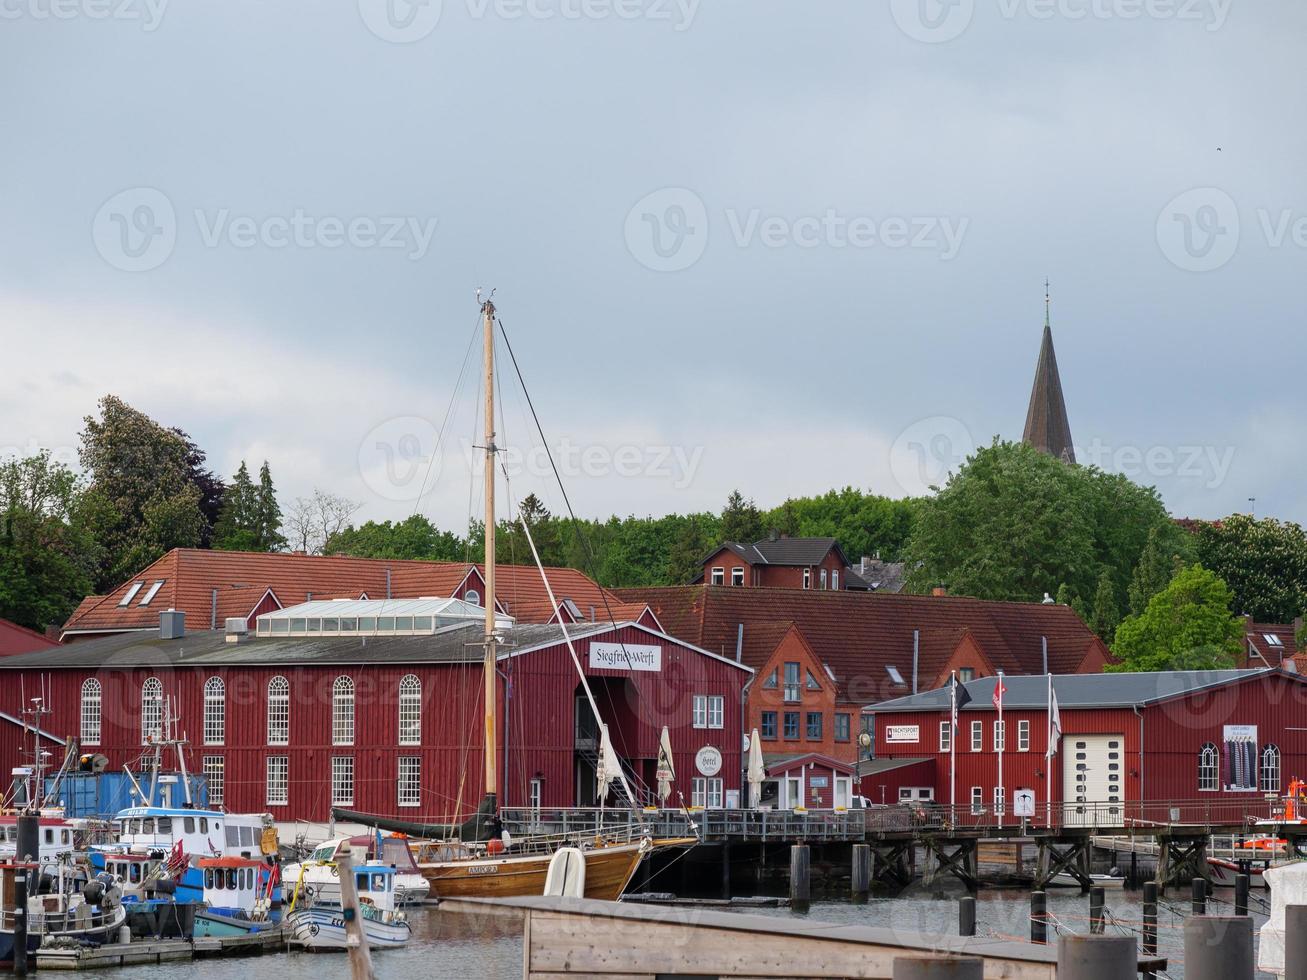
[203,677,225,745]
[398,675,421,746]
[465,590,481,607]
[1198,742,1218,792]
[332,676,355,746]
[80,678,102,745]
[267,676,289,746]
[141,677,163,745]
[1262,743,1281,794]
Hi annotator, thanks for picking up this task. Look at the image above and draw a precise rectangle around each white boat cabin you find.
[111,807,268,859]
[0,817,76,868]
[200,857,268,915]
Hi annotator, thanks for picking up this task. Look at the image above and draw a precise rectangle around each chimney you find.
[386,567,392,599]
[210,588,218,630]
[768,529,779,542]
[1041,635,1048,675]
[736,623,745,663]
[912,629,919,694]
[932,586,948,597]
[224,618,249,644]
[160,610,185,640]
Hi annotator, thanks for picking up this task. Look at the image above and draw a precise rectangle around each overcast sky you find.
[2,0,1304,534]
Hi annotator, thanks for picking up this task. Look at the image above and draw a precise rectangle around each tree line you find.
[4,399,1305,672]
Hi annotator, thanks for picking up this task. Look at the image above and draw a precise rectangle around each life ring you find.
[330,866,339,877]
[308,923,319,937]
[304,885,315,899]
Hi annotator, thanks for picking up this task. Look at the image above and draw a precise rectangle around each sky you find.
[2,0,1305,535]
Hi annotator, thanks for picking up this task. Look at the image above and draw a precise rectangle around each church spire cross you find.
[1022,282,1076,464]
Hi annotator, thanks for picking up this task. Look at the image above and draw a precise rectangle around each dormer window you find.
[731,568,745,587]
[1266,634,1284,647]
[465,590,481,606]
[119,582,144,606]
[139,580,165,606]
[886,666,906,686]
[710,567,725,586]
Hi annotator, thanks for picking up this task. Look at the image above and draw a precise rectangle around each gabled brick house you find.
[697,535,853,591]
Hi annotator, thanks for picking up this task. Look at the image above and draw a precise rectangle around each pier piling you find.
[1192,877,1207,916]
[1030,890,1047,945]
[721,843,731,900]
[790,844,810,909]
[891,954,983,980]
[1235,874,1249,916]
[1286,905,1307,980]
[851,844,872,899]
[1057,934,1137,980]
[13,864,28,977]
[1089,886,1105,934]
[958,895,976,937]
[1142,882,1159,980]
[1184,916,1253,980]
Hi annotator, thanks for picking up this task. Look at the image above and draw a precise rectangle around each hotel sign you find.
[885,725,921,744]
[589,642,662,672]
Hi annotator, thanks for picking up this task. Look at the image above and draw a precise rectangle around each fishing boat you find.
[284,834,429,906]
[286,863,410,951]
[0,815,79,874]
[192,857,280,936]
[0,858,128,965]
[332,296,697,901]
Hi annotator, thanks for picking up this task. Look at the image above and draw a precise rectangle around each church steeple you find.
[1022,282,1076,464]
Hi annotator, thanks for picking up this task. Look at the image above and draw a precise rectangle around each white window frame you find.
[332,676,355,746]
[819,568,828,590]
[465,589,481,606]
[782,662,801,703]
[398,674,422,746]
[119,582,144,607]
[1018,719,1031,752]
[138,579,165,606]
[970,786,983,815]
[691,777,724,809]
[332,756,355,806]
[993,719,1005,752]
[80,678,102,746]
[802,568,811,590]
[267,676,290,746]
[970,720,983,752]
[1262,744,1282,794]
[528,777,543,812]
[266,756,289,807]
[710,567,725,586]
[203,676,225,746]
[832,569,839,590]
[1199,742,1218,792]
[708,695,723,729]
[730,567,745,587]
[939,721,951,753]
[993,785,1006,815]
[203,756,224,807]
[397,757,421,808]
[141,677,163,745]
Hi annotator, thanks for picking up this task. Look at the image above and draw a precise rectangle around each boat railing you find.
[0,902,126,935]
[499,806,868,842]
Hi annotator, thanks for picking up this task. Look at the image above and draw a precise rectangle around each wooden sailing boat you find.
[337,296,690,901]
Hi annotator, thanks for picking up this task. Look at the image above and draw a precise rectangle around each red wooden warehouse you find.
[0,601,751,824]
[865,669,1307,823]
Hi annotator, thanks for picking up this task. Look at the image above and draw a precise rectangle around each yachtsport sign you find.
[885,725,920,744]
[589,642,662,672]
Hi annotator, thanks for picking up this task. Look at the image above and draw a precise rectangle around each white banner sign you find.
[885,725,920,744]
[696,746,722,776]
[589,642,662,672]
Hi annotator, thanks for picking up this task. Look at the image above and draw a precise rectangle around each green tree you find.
[0,452,100,632]
[1109,565,1244,672]
[761,487,916,562]
[327,515,465,561]
[1090,569,1119,644]
[902,440,1174,608]
[79,395,206,587]
[213,462,258,551]
[1192,514,1307,623]
[254,461,286,551]
[1127,525,1186,616]
[721,490,764,544]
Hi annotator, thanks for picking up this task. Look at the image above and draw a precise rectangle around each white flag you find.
[1046,684,1062,759]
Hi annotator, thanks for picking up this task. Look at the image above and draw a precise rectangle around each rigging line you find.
[496,316,641,666]
[411,311,484,519]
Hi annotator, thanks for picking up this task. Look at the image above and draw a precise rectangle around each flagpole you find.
[950,670,957,813]
[996,671,1004,829]
[1045,673,1052,827]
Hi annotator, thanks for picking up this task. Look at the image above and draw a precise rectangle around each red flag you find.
[992,677,1007,711]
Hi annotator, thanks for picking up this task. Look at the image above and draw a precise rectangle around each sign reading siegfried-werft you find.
[589,642,662,672]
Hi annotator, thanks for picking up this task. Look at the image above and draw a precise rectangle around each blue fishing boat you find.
[193,857,280,937]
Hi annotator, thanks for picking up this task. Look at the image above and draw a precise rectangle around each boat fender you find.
[83,881,105,904]
[154,878,177,895]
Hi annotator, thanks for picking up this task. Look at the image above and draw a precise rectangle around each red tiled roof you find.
[0,617,59,656]
[613,585,1104,703]
[61,549,630,636]
[1241,621,1299,668]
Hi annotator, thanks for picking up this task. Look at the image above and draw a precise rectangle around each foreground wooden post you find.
[790,844,810,909]
[1192,877,1207,915]
[852,844,872,898]
[1030,890,1047,945]
[1142,881,1159,980]
[891,954,982,980]
[1235,873,1249,916]
[1089,886,1105,934]
[1285,905,1307,980]
[335,852,376,980]
[1057,935,1136,980]
[1184,916,1253,980]
[958,895,976,937]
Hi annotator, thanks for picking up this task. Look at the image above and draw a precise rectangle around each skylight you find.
[139,580,165,606]
[886,665,906,686]
[119,583,144,607]
[1265,633,1284,647]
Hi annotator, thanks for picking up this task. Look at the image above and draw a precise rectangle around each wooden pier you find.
[34,925,288,970]
[438,895,1168,979]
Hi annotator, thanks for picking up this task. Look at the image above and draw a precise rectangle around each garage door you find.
[1063,734,1125,827]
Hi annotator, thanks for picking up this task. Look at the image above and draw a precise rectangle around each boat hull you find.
[287,907,410,950]
[193,910,278,937]
[420,840,654,901]
[1209,858,1268,888]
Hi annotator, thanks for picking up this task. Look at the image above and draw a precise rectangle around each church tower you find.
[1022,283,1076,464]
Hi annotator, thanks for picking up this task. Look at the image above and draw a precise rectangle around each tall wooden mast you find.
[481,296,498,802]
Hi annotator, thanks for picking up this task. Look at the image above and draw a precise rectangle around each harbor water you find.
[63,884,1272,980]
